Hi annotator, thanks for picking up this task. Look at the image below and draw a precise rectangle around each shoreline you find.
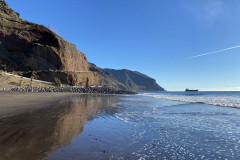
[0,85,137,118]
[8,86,137,94]
[0,90,136,118]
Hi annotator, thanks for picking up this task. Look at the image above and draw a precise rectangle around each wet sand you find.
[0,91,81,117]
[0,94,118,160]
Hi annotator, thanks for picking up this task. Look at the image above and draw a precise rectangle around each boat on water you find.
[185,88,198,92]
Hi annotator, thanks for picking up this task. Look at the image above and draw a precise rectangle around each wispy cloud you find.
[185,44,240,59]
[182,0,223,25]
[204,0,223,23]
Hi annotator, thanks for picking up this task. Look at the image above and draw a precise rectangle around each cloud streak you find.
[182,0,223,25]
[204,0,223,23]
[185,44,240,59]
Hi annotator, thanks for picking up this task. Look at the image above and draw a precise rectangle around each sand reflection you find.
[0,94,118,160]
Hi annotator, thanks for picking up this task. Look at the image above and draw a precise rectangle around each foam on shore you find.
[141,93,240,108]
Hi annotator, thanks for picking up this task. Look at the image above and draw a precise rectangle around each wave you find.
[140,93,240,108]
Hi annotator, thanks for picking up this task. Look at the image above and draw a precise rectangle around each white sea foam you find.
[140,93,240,108]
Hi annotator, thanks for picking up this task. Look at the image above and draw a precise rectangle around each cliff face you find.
[0,1,99,86]
[89,63,128,90]
[104,69,165,91]
[89,62,164,91]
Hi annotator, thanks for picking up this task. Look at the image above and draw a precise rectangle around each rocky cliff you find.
[89,63,128,90]
[0,1,99,86]
[89,62,164,91]
[104,69,165,91]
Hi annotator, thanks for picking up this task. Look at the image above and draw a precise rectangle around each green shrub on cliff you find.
[54,77,61,87]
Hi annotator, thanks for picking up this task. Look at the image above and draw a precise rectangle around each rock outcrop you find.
[0,1,99,86]
[104,69,165,91]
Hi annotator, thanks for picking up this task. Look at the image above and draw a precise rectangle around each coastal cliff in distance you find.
[89,63,128,90]
[89,63,164,91]
[0,1,99,86]
[104,69,165,91]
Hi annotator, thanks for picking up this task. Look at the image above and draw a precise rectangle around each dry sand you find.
[0,72,55,88]
[0,91,81,117]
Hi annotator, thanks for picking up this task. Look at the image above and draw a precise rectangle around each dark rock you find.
[9,86,137,95]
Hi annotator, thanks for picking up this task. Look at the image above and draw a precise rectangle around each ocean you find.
[140,91,240,108]
[1,92,240,160]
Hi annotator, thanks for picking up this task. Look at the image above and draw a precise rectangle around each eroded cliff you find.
[89,62,165,91]
[89,63,128,90]
[0,1,99,86]
[104,69,165,91]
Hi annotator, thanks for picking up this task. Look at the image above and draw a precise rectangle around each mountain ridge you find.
[104,68,165,91]
[89,63,164,91]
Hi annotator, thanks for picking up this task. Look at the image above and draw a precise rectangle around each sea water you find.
[140,91,240,108]
[0,92,240,160]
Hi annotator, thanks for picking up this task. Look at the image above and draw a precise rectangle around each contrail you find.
[185,44,240,59]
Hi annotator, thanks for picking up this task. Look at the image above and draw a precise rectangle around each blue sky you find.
[7,0,240,91]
